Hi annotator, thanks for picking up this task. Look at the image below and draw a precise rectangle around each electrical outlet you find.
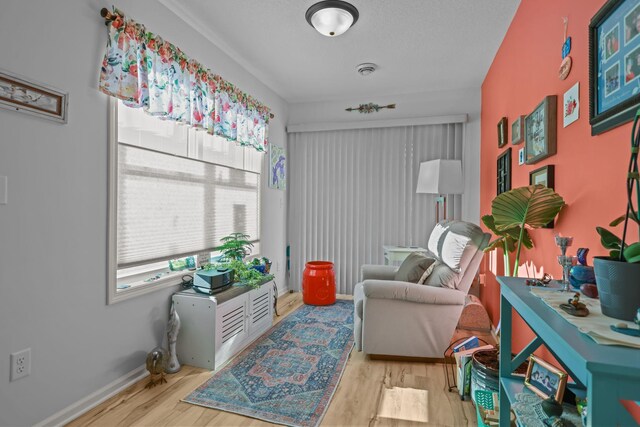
[10,348,31,381]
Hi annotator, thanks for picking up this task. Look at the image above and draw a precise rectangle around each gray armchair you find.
[353,221,490,359]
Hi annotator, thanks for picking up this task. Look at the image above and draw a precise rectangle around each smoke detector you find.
[356,63,377,76]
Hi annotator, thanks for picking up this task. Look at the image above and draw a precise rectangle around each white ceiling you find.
[161,0,520,103]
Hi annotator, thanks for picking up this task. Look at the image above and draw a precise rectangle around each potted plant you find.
[593,111,640,321]
[483,185,565,277]
[215,232,254,261]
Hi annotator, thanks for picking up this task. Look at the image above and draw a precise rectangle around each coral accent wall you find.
[480,0,640,420]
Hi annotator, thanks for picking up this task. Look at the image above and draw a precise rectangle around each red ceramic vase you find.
[302,261,336,305]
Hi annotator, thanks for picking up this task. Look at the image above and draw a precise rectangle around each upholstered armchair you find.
[353,221,490,359]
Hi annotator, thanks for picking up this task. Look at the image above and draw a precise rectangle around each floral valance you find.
[99,8,270,152]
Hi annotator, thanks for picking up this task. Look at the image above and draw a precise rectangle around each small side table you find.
[382,245,429,266]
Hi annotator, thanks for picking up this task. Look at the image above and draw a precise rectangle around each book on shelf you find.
[453,335,479,353]
[454,344,494,400]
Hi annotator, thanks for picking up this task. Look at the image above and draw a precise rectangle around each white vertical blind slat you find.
[287,123,462,295]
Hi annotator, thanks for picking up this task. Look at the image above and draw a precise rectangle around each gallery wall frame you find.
[498,117,508,148]
[497,147,512,195]
[0,68,68,123]
[589,0,640,135]
[525,95,557,165]
[512,115,525,144]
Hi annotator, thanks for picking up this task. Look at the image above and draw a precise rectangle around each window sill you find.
[109,271,187,304]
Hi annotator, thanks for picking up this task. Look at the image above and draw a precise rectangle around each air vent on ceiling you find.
[356,63,377,76]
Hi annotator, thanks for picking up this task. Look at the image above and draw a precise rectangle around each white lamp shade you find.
[416,159,464,195]
[310,7,354,36]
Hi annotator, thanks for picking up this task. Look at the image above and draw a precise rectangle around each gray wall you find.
[288,89,482,223]
[0,1,288,425]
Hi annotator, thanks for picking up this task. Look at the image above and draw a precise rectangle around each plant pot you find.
[593,256,640,321]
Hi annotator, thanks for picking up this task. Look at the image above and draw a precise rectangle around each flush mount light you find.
[305,1,359,37]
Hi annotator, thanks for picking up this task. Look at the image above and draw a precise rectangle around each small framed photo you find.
[497,147,511,195]
[525,96,557,165]
[524,355,567,402]
[518,148,525,165]
[589,0,640,135]
[0,68,68,123]
[497,117,508,148]
[512,116,525,144]
[529,165,555,228]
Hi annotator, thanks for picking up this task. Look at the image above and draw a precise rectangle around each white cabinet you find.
[173,281,273,371]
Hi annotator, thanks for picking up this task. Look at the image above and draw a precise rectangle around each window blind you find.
[117,145,260,268]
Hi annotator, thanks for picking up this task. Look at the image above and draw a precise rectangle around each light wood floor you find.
[69,293,489,427]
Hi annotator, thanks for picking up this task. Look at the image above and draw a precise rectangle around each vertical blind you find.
[288,123,463,294]
[116,101,261,269]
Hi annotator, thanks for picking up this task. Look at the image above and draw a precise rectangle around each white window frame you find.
[107,99,262,304]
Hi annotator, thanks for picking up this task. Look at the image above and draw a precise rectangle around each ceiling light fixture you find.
[305,1,359,37]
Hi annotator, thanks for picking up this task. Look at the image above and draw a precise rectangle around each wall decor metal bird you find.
[145,347,168,388]
[345,103,396,114]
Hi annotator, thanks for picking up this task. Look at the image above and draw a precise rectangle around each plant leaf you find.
[624,242,640,263]
[492,185,565,231]
[484,237,505,253]
[609,213,640,227]
[610,250,621,259]
[482,214,531,252]
[596,227,624,250]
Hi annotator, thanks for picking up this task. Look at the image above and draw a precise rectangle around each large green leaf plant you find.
[483,185,565,276]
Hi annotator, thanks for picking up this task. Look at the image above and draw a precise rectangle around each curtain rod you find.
[98,8,275,120]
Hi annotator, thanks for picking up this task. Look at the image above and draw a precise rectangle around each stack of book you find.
[452,336,494,400]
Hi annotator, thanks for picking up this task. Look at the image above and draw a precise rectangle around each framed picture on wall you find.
[529,165,555,228]
[589,0,640,135]
[497,117,508,148]
[0,68,68,123]
[497,148,512,195]
[512,115,525,144]
[525,96,557,165]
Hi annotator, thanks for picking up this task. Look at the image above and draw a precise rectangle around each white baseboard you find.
[34,365,148,427]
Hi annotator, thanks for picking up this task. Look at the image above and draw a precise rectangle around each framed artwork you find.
[268,144,286,190]
[524,355,567,402]
[497,117,508,148]
[0,68,68,123]
[497,148,512,195]
[529,165,555,228]
[563,82,580,127]
[589,0,640,135]
[525,96,557,165]
[512,115,525,144]
[518,148,525,165]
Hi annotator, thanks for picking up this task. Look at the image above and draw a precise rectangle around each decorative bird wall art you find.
[345,103,396,114]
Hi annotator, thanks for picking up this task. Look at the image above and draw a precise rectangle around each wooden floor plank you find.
[69,292,486,427]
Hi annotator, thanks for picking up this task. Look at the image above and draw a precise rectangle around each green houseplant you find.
[483,185,565,277]
[215,232,254,261]
[593,110,640,320]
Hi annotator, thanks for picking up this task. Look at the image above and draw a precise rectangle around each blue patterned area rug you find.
[183,300,354,427]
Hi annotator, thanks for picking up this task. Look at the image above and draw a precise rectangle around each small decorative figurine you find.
[145,347,168,388]
[569,248,596,290]
[165,302,181,374]
[542,396,564,418]
[559,292,589,317]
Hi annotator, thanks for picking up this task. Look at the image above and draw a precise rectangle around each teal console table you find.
[498,276,640,426]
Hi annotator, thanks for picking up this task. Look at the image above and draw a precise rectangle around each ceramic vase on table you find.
[569,248,596,290]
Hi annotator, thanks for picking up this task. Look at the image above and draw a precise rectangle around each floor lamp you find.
[416,159,464,223]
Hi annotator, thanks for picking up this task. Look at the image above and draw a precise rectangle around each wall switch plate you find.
[0,176,6,204]
[479,274,486,285]
[10,348,31,381]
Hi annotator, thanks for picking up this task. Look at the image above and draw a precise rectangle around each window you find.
[108,100,263,303]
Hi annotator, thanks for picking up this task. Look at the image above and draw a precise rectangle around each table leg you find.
[499,294,512,427]
[588,372,640,426]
